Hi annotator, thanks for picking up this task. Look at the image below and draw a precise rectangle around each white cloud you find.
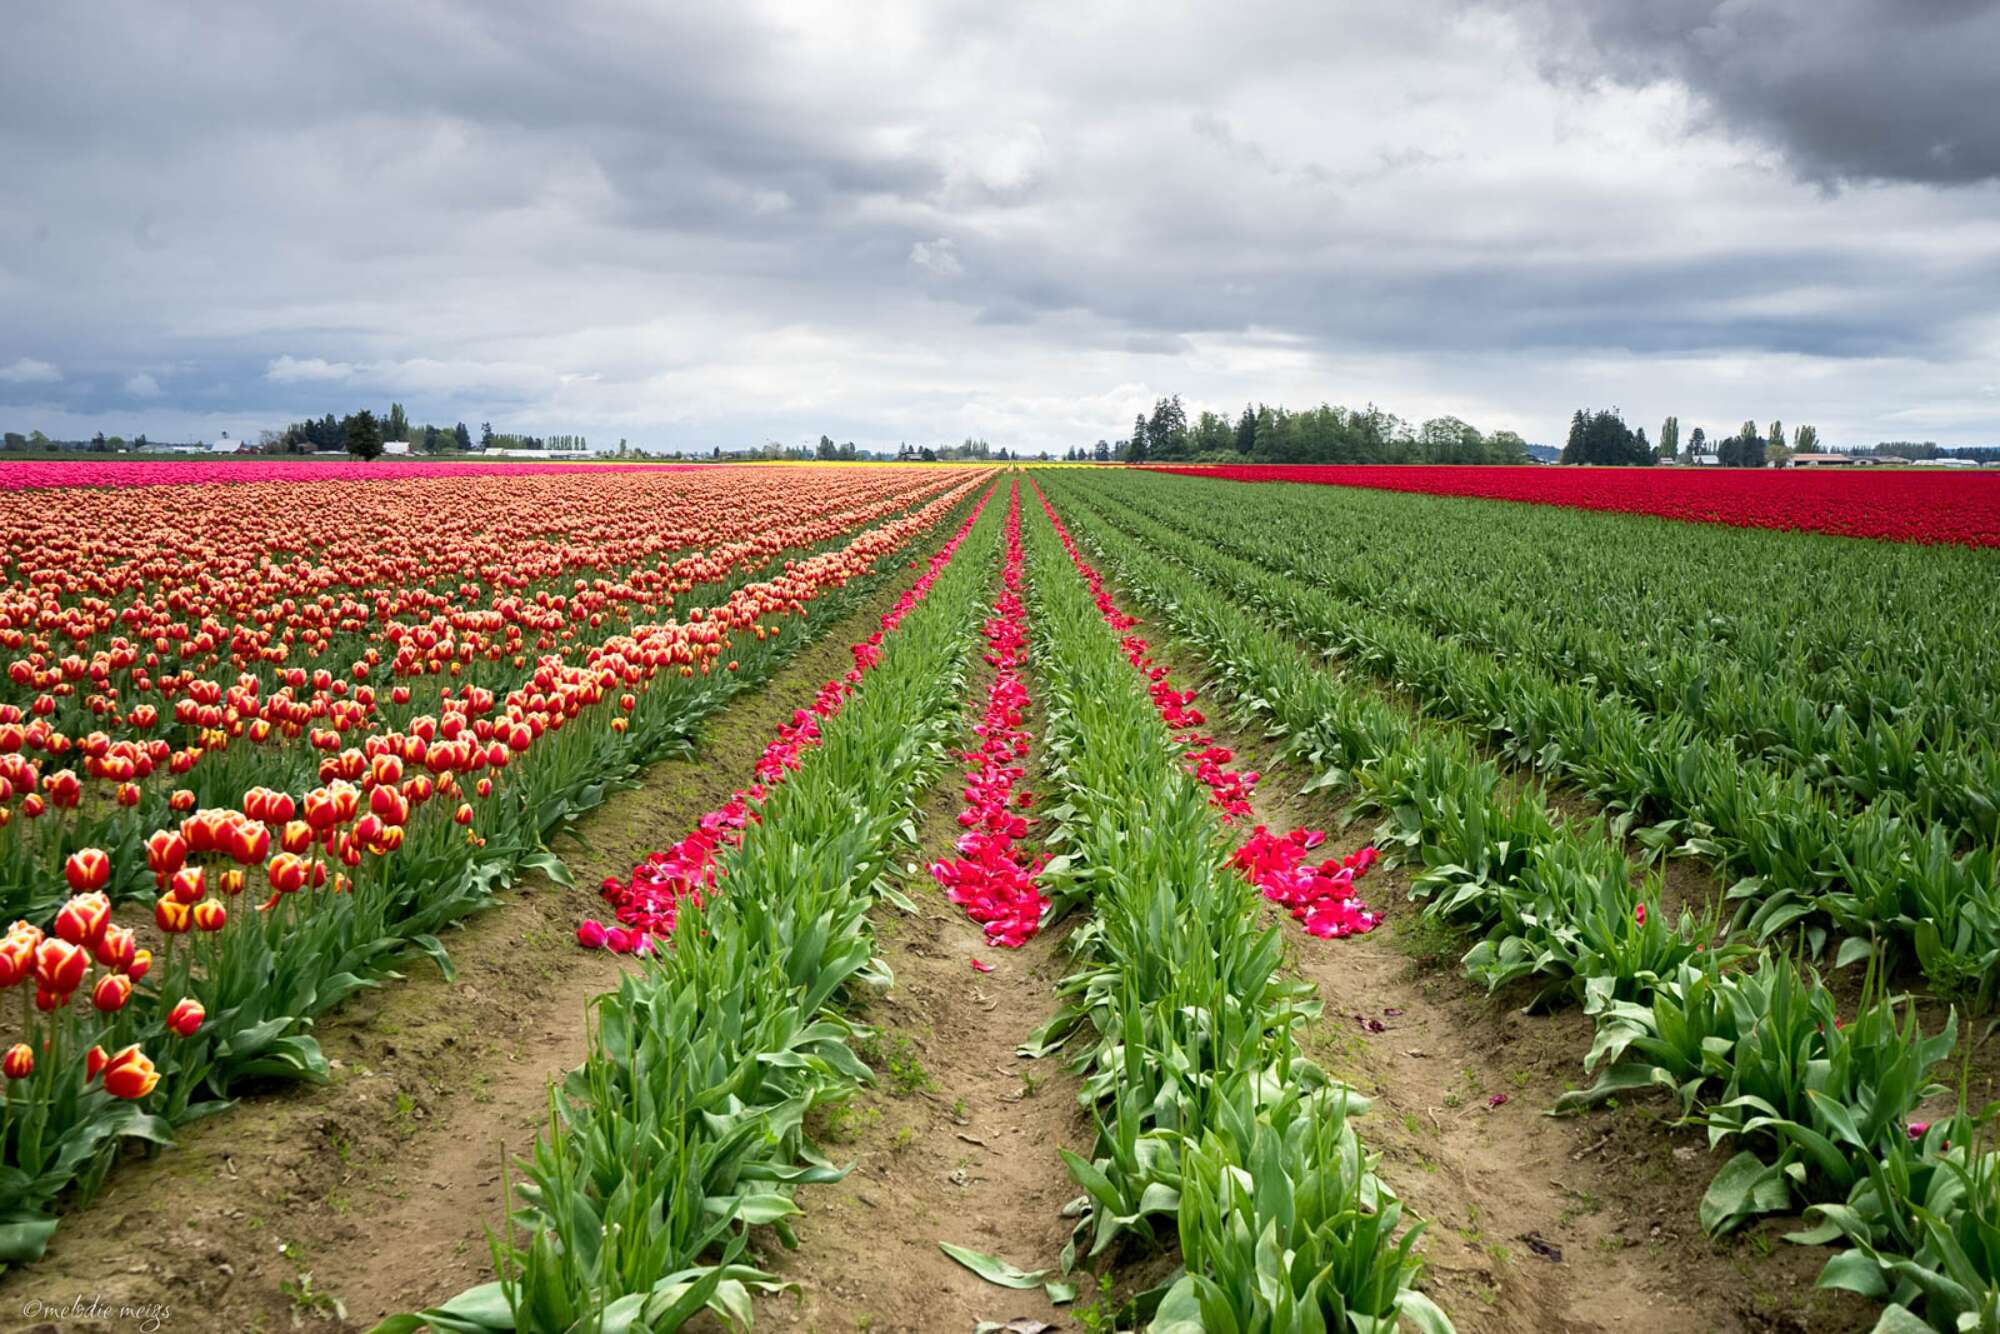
[123,372,160,396]
[0,357,60,384]
[264,355,355,383]
[909,238,962,278]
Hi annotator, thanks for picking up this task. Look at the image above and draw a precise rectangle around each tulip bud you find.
[192,899,228,932]
[85,1045,109,1082]
[166,997,205,1038]
[33,937,89,995]
[453,802,473,826]
[146,829,189,877]
[53,891,112,948]
[169,866,205,905]
[94,923,137,971]
[92,972,133,1013]
[266,853,307,895]
[127,948,153,982]
[2,1043,33,1080]
[280,819,314,854]
[64,847,111,894]
[154,896,193,935]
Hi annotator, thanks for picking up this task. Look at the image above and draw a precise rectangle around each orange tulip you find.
[102,1045,159,1099]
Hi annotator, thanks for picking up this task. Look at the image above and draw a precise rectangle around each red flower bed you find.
[585,485,997,953]
[1143,464,2000,548]
[1034,484,1380,939]
[930,482,1048,948]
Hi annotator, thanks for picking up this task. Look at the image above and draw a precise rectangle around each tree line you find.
[266,405,593,459]
[1564,411,1826,467]
[1060,397,1533,466]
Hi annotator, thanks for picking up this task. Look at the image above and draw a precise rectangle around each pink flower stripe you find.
[1143,463,2000,549]
[930,482,1047,948]
[579,485,997,954]
[1033,485,1380,939]
[0,458,701,491]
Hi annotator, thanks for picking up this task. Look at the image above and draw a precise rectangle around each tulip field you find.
[2,458,1997,1332]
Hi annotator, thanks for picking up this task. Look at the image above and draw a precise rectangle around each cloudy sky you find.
[4,0,1997,452]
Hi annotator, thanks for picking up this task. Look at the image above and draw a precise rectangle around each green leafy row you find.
[1018,489,1450,1334]
[375,491,1001,1334]
[1062,473,2000,1002]
[1036,472,1989,1332]
[1113,468,2000,808]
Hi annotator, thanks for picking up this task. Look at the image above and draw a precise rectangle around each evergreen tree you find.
[1129,413,1149,462]
[1235,405,1257,454]
[386,402,409,442]
[1561,409,1588,464]
[454,422,472,450]
[344,409,384,461]
[1659,415,1680,458]
[1795,424,1819,451]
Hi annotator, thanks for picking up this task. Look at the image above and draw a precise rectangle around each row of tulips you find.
[1038,472,1987,1331]
[929,488,1049,948]
[1142,463,2000,549]
[1018,487,1450,1333]
[380,485,1005,1333]
[1033,488,1380,940]
[586,484,998,952]
[1067,474,2000,1003]
[0,468,968,920]
[0,479,990,1268]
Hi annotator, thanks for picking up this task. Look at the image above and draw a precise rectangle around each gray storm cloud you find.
[1,0,1996,451]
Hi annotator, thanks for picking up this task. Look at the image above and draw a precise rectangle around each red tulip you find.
[102,1045,159,1099]
[85,1045,109,1081]
[166,997,205,1037]
[64,847,111,894]
[2,1043,33,1080]
[192,899,228,932]
[266,853,307,895]
[154,896,193,935]
[92,972,133,1013]
[168,866,206,904]
[53,891,112,947]
[0,936,33,988]
[94,923,137,971]
[33,937,89,995]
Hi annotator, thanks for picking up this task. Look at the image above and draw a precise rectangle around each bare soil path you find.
[763,649,1089,1333]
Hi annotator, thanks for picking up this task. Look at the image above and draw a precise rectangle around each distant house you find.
[1684,451,1721,467]
[382,440,413,456]
[1911,457,1979,468]
[1788,453,1857,468]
